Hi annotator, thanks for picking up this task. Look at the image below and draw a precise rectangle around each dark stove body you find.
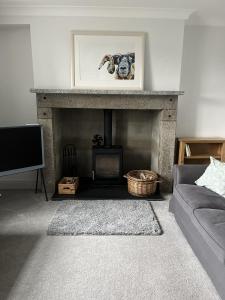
[92,109,123,184]
[92,145,123,184]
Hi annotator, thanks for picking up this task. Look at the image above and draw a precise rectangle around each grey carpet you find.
[47,200,162,236]
[0,191,220,300]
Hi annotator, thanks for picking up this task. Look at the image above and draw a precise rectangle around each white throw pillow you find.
[195,157,225,197]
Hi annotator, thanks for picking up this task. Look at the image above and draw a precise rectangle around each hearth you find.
[92,110,123,183]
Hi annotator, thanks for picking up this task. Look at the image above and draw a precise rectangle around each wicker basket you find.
[124,170,158,197]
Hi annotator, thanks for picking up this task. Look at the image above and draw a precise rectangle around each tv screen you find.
[0,125,44,176]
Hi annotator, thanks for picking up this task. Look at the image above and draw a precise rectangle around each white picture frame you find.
[71,31,145,90]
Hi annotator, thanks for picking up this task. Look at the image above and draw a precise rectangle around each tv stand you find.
[35,169,48,201]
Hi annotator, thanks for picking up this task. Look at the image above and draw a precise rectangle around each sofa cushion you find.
[194,208,225,264]
[195,157,225,198]
[174,184,225,210]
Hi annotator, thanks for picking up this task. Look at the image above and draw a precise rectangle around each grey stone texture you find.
[34,90,181,193]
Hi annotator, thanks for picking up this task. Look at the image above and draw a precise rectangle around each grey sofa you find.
[169,164,225,300]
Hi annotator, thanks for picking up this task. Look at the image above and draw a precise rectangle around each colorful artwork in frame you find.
[71,31,145,90]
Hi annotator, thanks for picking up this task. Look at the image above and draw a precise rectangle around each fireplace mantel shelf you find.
[31,88,184,96]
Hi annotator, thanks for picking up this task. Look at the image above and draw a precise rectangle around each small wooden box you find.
[58,177,79,195]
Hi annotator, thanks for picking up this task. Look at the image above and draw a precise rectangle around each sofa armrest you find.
[173,164,208,186]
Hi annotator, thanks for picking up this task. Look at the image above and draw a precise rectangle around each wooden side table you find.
[178,138,225,165]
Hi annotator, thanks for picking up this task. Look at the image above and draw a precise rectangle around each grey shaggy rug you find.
[47,200,162,236]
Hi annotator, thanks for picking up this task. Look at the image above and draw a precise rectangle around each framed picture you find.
[71,31,145,90]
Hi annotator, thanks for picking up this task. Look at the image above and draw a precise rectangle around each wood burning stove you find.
[92,110,123,183]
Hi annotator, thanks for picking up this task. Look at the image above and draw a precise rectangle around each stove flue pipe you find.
[104,109,112,147]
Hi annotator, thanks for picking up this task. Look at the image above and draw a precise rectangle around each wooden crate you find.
[58,177,79,195]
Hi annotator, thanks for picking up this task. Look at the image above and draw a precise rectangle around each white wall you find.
[177,25,225,137]
[30,17,184,90]
[0,16,185,90]
[0,25,36,188]
[0,25,36,126]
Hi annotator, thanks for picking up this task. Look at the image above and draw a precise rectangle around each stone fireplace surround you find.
[31,89,183,193]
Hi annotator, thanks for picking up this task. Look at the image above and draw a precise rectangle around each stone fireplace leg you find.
[37,107,56,192]
[152,109,177,193]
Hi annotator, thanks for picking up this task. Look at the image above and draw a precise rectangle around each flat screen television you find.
[0,125,44,176]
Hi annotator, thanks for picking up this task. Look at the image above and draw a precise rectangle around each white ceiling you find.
[0,0,225,26]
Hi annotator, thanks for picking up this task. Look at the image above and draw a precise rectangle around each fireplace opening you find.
[54,108,154,199]
[92,110,123,184]
[59,109,152,178]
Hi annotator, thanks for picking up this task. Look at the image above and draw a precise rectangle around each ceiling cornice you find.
[0,5,194,20]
